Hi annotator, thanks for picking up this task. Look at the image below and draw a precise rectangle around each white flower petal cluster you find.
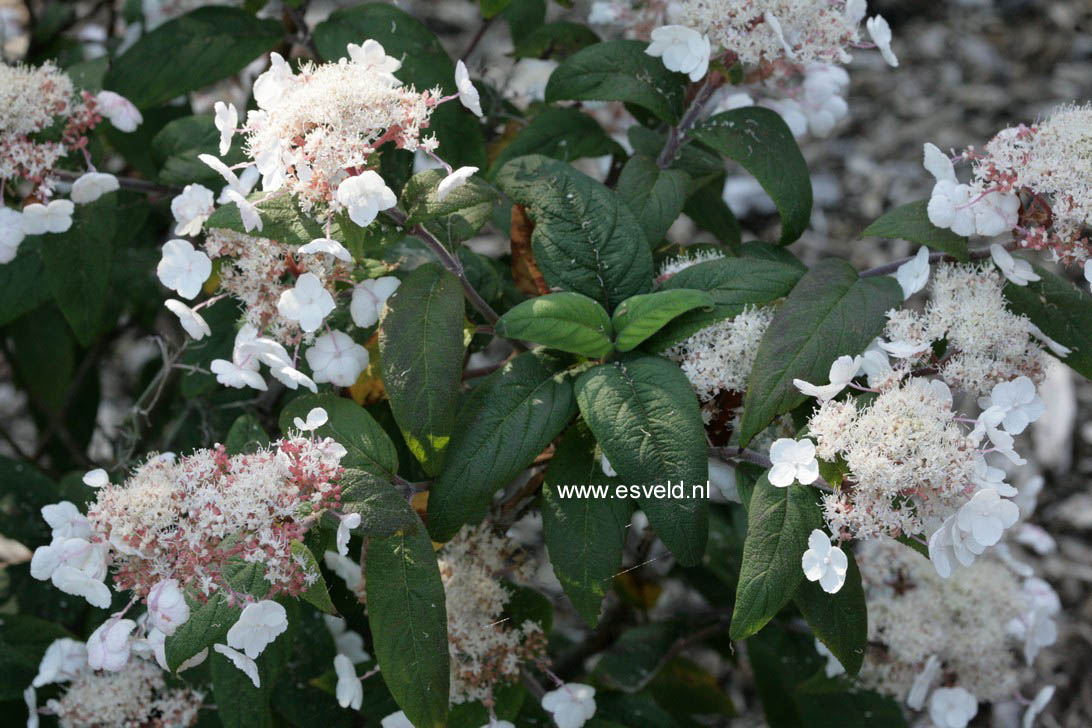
[88,618,137,671]
[278,272,336,332]
[801,529,848,593]
[227,600,288,659]
[299,237,352,262]
[923,143,1019,238]
[978,376,1044,435]
[455,60,483,117]
[33,638,87,687]
[146,578,189,636]
[334,654,363,710]
[306,330,370,387]
[865,15,897,67]
[21,199,74,234]
[293,407,329,432]
[929,488,1019,578]
[929,687,977,728]
[214,101,238,156]
[164,299,211,340]
[71,171,119,204]
[895,246,930,299]
[350,276,401,328]
[336,172,397,228]
[95,90,142,132]
[324,550,363,592]
[30,501,111,608]
[170,184,215,237]
[336,512,361,557]
[0,207,24,262]
[541,683,597,728]
[768,438,819,487]
[989,244,1040,286]
[793,354,861,401]
[324,615,370,663]
[645,25,711,81]
[156,239,211,300]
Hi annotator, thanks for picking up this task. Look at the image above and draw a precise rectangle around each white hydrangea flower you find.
[801,529,848,594]
[156,239,211,300]
[87,618,136,671]
[971,455,1015,497]
[989,244,1040,286]
[929,488,1020,577]
[42,501,92,539]
[227,600,288,659]
[95,90,142,132]
[336,512,361,557]
[793,354,861,401]
[200,154,259,205]
[21,199,74,235]
[334,654,363,710]
[1022,686,1055,728]
[541,683,597,728]
[164,300,211,340]
[299,237,352,263]
[1019,606,1057,665]
[336,172,397,227]
[877,339,931,359]
[895,246,930,299]
[973,191,1020,237]
[865,15,898,67]
[211,358,268,390]
[768,438,819,488]
[350,276,400,328]
[928,180,977,237]
[147,578,190,636]
[645,25,712,82]
[436,166,479,202]
[979,376,1044,434]
[347,40,402,83]
[799,63,849,137]
[278,272,336,333]
[306,330,369,387]
[213,643,260,688]
[454,60,483,117]
[929,687,977,728]
[170,184,214,237]
[214,101,238,156]
[32,638,87,687]
[253,52,294,110]
[323,615,370,663]
[971,406,1026,465]
[0,207,25,262]
[381,712,414,728]
[223,189,263,233]
[293,407,329,432]
[70,171,119,204]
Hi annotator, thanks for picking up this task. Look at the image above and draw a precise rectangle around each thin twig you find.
[657,76,722,169]
[461,16,494,60]
[52,169,181,197]
[285,4,321,60]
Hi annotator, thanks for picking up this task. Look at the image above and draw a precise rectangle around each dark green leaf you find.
[574,355,708,566]
[593,621,685,692]
[495,292,613,358]
[616,155,690,245]
[793,549,867,675]
[480,0,511,18]
[502,0,546,45]
[379,264,466,476]
[514,21,600,59]
[490,107,622,177]
[1002,262,1092,379]
[0,239,50,327]
[340,468,420,538]
[165,591,240,671]
[7,305,74,413]
[496,154,654,311]
[627,126,725,191]
[224,414,270,455]
[152,114,246,187]
[691,108,812,244]
[739,259,903,445]
[611,289,714,352]
[279,394,399,477]
[545,40,687,123]
[401,169,499,246]
[104,7,282,108]
[292,540,337,614]
[684,174,742,248]
[862,200,968,261]
[0,615,71,701]
[427,350,577,541]
[730,473,823,640]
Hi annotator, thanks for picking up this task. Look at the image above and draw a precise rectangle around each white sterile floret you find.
[1023,686,1055,728]
[336,172,397,227]
[0,207,25,262]
[336,512,361,557]
[928,180,977,237]
[793,354,861,401]
[307,331,370,387]
[455,60,483,117]
[227,600,288,659]
[43,501,92,538]
[164,300,211,340]
[214,101,238,156]
[21,199,74,234]
[929,687,977,728]
[156,239,211,300]
[146,578,189,636]
[170,184,214,236]
[1018,606,1058,666]
[33,638,87,687]
[347,39,402,83]
[989,244,1040,286]
[324,550,362,591]
[801,529,848,593]
[350,276,401,328]
[334,654,363,710]
[437,166,479,201]
[95,90,142,132]
[223,188,263,232]
[70,171,119,204]
[645,25,711,82]
[324,615,370,663]
[213,643,260,688]
[87,618,136,671]
[928,488,1019,577]
[278,272,336,332]
[971,455,1015,497]
[895,246,930,299]
[799,63,849,137]
[865,15,897,67]
[541,683,597,728]
[973,191,1020,236]
[768,437,819,487]
[200,154,259,205]
[381,712,414,728]
[980,376,1044,434]
[299,237,352,262]
[211,358,267,390]
[294,407,329,432]
[253,52,294,110]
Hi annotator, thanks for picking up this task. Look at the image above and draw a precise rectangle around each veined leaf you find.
[611,289,714,352]
[494,292,613,358]
[862,200,968,261]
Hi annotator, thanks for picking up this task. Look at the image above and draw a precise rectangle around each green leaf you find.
[339,468,419,538]
[648,657,735,717]
[616,155,691,245]
[545,40,687,123]
[574,355,708,566]
[205,192,361,247]
[684,174,742,248]
[7,306,75,413]
[0,239,50,327]
[611,289,714,352]
[152,114,246,187]
[593,621,685,692]
[1002,262,1092,379]
[37,192,116,346]
[739,259,903,445]
[401,169,500,246]
[366,510,450,728]
[224,414,270,455]
[501,0,546,45]
[793,549,867,676]
[862,200,968,261]
[480,0,511,18]
[730,473,824,640]
[496,154,654,311]
[292,540,337,614]
[104,7,282,108]
[279,394,399,477]
[541,425,630,625]
[495,292,613,358]
[690,108,812,244]
[627,126,724,191]
[489,107,622,177]
[646,257,803,350]
[514,21,600,59]
[165,591,239,671]
[427,350,577,541]
[379,263,466,476]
